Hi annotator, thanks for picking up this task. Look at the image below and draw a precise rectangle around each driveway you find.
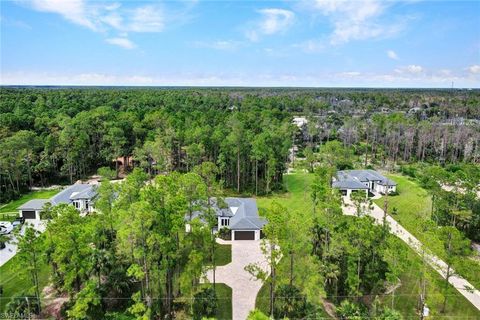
[342,197,480,311]
[0,234,18,267]
[0,221,44,267]
[205,239,269,320]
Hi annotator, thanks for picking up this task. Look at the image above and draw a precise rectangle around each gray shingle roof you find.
[50,184,97,205]
[228,198,266,230]
[332,180,368,190]
[17,199,49,211]
[187,197,266,230]
[17,184,97,211]
[334,169,396,188]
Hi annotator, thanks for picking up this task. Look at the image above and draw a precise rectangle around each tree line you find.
[0,88,296,203]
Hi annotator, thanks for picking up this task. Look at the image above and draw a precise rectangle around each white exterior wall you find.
[19,209,42,223]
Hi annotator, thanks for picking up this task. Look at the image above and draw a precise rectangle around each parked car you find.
[0,222,13,235]
[12,216,25,229]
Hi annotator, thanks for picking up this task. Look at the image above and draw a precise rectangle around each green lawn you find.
[382,237,480,319]
[374,174,480,289]
[215,283,232,320]
[214,243,232,266]
[256,173,315,215]
[0,254,50,312]
[199,283,232,320]
[255,173,480,318]
[0,189,60,214]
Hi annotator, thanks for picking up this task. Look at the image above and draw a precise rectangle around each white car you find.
[0,221,13,235]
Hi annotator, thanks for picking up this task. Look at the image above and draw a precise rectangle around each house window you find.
[221,218,230,226]
[85,202,89,210]
[73,201,79,209]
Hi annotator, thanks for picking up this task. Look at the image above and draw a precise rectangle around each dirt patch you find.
[320,297,338,319]
[41,285,69,319]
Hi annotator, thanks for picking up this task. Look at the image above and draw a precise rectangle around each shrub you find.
[217,227,231,240]
[97,167,116,180]
[274,284,312,319]
[247,309,270,320]
[192,287,217,320]
[6,293,41,317]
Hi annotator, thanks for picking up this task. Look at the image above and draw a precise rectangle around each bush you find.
[6,293,41,317]
[247,309,270,320]
[336,300,368,319]
[274,284,312,319]
[217,227,231,240]
[400,165,417,178]
[192,287,217,320]
[97,167,116,180]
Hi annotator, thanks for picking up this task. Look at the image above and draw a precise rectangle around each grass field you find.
[255,173,480,319]
[374,174,480,289]
[0,254,50,312]
[215,243,232,266]
[0,189,60,214]
[215,283,232,320]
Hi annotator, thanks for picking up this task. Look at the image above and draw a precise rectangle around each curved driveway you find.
[342,197,480,311]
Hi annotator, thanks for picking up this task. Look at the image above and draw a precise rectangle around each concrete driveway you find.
[0,233,18,267]
[342,197,480,312]
[205,239,269,320]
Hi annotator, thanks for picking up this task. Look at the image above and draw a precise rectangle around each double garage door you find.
[22,210,36,219]
[234,231,255,240]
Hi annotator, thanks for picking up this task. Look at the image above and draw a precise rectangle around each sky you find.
[0,0,479,87]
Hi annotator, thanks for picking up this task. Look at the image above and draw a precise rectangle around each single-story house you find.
[332,170,396,197]
[18,184,97,223]
[187,197,267,241]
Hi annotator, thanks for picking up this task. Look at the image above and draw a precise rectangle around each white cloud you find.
[246,8,295,41]
[127,5,164,32]
[339,71,361,77]
[293,38,326,53]
[467,65,480,74]
[2,69,479,88]
[30,0,97,30]
[192,40,243,51]
[309,0,406,45]
[106,37,136,49]
[22,0,187,49]
[395,64,424,74]
[387,50,399,60]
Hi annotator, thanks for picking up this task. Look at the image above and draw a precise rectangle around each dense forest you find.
[1,87,480,319]
[1,87,479,203]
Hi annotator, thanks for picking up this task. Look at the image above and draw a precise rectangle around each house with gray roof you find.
[17,184,97,222]
[187,197,266,240]
[332,170,396,197]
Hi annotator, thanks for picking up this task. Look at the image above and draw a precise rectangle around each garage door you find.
[234,231,255,240]
[22,211,36,219]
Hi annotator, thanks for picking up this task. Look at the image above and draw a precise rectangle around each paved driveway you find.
[0,222,44,267]
[205,239,269,320]
[342,197,480,311]
[0,234,18,267]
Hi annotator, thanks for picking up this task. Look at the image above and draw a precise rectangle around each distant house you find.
[332,170,396,197]
[187,197,266,241]
[292,116,308,128]
[18,184,97,223]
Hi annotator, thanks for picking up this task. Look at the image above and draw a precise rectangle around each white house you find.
[17,184,97,223]
[332,170,397,197]
[187,198,266,241]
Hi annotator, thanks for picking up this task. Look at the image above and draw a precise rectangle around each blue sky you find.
[1,0,479,87]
